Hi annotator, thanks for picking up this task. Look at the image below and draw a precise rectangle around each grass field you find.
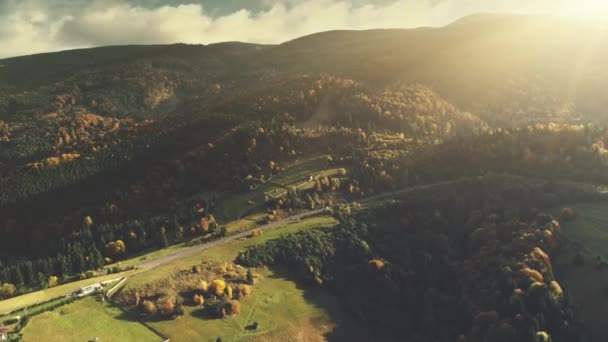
[551,201,608,341]
[22,297,160,342]
[18,215,341,342]
[210,155,339,221]
[148,268,346,342]
[552,201,608,260]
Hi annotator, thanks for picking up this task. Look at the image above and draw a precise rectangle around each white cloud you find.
[1,0,607,59]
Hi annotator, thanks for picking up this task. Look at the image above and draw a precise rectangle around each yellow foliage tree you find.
[0,283,16,298]
[200,280,209,293]
[237,284,252,298]
[211,279,226,296]
[226,286,233,299]
[192,294,204,305]
[48,276,59,288]
[141,300,157,316]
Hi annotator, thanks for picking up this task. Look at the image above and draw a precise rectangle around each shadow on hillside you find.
[267,267,396,342]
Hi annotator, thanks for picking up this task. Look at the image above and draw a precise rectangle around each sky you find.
[1,0,608,59]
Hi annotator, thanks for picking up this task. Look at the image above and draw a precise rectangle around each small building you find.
[0,323,8,341]
[78,283,103,297]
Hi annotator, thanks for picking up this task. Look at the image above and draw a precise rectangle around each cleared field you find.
[0,271,134,314]
[270,155,331,187]
[21,297,160,342]
[210,156,335,220]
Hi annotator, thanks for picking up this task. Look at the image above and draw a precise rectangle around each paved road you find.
[135,209,326,271]
[135,178,466,273]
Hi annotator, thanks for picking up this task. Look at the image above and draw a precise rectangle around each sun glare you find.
[566,0,608,21]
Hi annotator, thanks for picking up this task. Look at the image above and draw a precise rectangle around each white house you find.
[78,283,103,297]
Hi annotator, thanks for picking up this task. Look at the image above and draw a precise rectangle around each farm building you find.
[78,283,103,297]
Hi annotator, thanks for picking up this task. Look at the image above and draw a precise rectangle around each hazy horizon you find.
[2,0,608,59]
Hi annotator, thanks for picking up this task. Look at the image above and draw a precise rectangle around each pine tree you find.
[246,269,254,284]
[12,266,24,286]
[160,227,169,248]
[175,226,184,242]
[90,247,104,269]
[22,262,34,285]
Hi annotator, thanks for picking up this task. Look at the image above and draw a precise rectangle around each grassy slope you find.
[22,297,160,342]
[552,202,608,342]
[552,202,608,259]
[148,269,344,342]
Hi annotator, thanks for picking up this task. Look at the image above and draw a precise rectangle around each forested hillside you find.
[2,13,608,342]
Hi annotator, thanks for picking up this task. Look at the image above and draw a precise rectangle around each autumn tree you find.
[225,285,233,299]
[193,294,205,305]
[211,279,226,296]
[48,276,59,288]
[237,284,252,299]
[106,240,127,257]
[141,300,157,316]
[226,300,241,315]
[200,280,209,293]
[0,283,16,298]
[156,296,176,317]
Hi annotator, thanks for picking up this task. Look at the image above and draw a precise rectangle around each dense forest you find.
[237,177,596,342]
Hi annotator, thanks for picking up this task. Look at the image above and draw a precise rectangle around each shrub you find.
[560,208,576,221]
[368,259,385,271]
[84,270,97,278]
[237,285,252,299]
[206,299,227,318]
[226,300,241,315]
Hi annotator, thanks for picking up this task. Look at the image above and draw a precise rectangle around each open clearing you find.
[148,268,346,342]
[552,201,608,260]
[22,297,160,342]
